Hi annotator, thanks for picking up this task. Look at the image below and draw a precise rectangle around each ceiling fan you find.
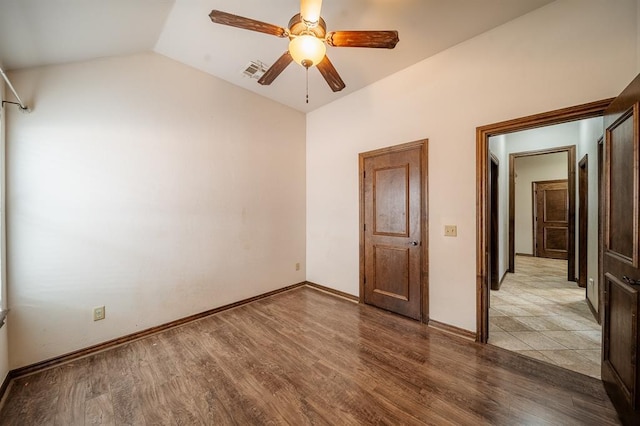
[209,0,399,94]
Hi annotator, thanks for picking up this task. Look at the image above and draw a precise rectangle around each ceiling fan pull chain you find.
[306,67,309,104]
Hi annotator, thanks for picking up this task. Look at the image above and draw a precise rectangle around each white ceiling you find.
[0,0,555,112]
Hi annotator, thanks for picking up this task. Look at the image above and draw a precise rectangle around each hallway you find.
[488,255,601,378]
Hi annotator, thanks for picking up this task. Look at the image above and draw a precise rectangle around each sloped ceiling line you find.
[0,0,555,113]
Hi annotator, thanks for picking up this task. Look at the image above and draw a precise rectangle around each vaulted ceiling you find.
[0,0,555,112]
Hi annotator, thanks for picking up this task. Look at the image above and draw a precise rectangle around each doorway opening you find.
[476,99,612,378]
[507,146,576,281]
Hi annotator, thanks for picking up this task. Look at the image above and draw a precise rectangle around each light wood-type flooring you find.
[0,286,620,425]
[489,255,601,379]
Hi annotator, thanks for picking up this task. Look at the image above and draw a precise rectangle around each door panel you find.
[603,73,640,422]
[607,107,637,265]
[374,165,409,236]
[545,227,568,251]
[373,245,410,300]
[361,142,426,321]
[534,180,569,259]
[604,273,638,404]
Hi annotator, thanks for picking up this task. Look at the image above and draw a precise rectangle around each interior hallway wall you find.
[578,118,604,311]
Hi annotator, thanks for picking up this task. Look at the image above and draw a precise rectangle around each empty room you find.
[0,0,639,424]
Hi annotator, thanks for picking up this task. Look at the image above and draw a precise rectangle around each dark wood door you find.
[578,155,588,288]
[490,156,500,290]
[602,74,640,423]
[361,142,425,320]
[533,179,569,260]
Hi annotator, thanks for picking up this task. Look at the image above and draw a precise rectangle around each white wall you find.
[306,0,638,332]
[514,152,568,255]
[0,65,10,385]
[578,117,604,311]
[503,122,580,157]
[6,52,306,368]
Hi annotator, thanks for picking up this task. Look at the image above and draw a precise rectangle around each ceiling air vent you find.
[241,60,267,80]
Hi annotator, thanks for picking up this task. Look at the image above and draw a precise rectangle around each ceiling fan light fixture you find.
[300,0,323,26]
[209,3,397,94]
[289,35,326,68]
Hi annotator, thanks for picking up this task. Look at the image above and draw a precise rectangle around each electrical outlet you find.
[444,225,457,237]
[295,262,301,271]
[93,306,105,321]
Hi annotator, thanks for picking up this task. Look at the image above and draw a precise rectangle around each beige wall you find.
[578,118,604,311]
[0,65,9,384]
[306,0,638,332]
[6,53,306,368]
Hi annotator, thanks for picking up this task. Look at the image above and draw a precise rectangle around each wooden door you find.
[360,141,427,321]
[490,155,500,290]
[602,74,640,423]
[578,155,588,288]
[533,179,569,260]
[598,138,604,323]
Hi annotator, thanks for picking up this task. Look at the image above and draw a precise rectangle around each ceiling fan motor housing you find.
[288,13,326,38]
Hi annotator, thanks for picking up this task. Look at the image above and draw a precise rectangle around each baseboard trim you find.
[586,296,601,325]
[515,253,533,257]
[428,319,476,341]
[0,371,13,410]
[491,270,509,291]
[305,281,359,302]
[9,282,306,381]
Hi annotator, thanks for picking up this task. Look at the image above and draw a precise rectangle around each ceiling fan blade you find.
[258,52,293,86]
[317,55,345,92]
[326,31,399,48]
[209,10,287,38]
[300,0,323,23]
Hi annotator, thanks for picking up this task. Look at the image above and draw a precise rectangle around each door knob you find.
[410,241,419,246]
[623,276,640,286]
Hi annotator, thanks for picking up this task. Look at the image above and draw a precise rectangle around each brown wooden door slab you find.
[602,73,640,423]
[578,155,588,288]
[360,142,426,321]
[533,179,569,260]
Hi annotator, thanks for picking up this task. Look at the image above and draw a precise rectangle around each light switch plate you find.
[93,306,105,321]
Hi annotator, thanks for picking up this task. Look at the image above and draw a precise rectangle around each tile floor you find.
[488,255,601,379]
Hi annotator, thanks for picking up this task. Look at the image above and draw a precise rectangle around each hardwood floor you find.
[0,286,621,425]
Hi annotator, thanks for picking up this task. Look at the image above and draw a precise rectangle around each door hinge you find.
[363,171,366,178]
[364,276,366,284]
[364,223,367,231]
